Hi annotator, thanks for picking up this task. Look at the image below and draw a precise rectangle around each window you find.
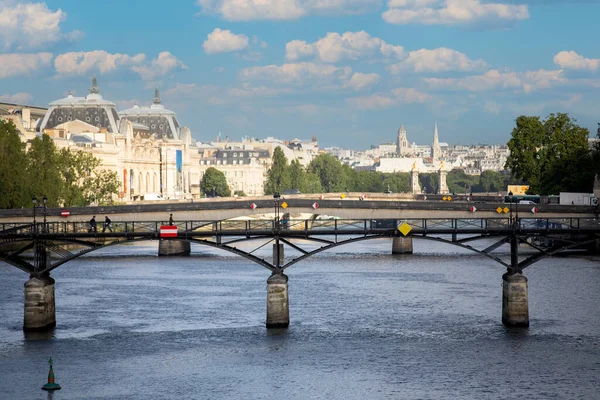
[233,153,238,157]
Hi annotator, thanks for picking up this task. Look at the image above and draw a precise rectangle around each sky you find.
[1,0,599,149]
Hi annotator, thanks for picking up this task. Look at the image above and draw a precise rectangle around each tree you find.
[201,167,231,197]
[505,113,591,194]
[477,170,504,193]
[289,160,306,192]
[265,146,290,195]
[0,120,30,209]
[308,154,348,192]
[382,173,410,193]
[26,134,63,206]
[419,173,439,194]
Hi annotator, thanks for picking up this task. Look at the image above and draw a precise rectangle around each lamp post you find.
[32,196,37,233]
[42,195,47,233]
[508,191,514,228]
[273,192,281,229]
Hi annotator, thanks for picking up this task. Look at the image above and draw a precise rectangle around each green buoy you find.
[42,358,61,391]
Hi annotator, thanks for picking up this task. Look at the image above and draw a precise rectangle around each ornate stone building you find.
[38,77,202,201]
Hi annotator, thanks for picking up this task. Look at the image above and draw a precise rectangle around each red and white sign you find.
[361,194,367,200]
[423,195,427,200]
[470,206,477,213]
[312,202,319,209]
[319,194,324,200]
[160,225,178,238]
[531,207,538,214]
[467,196,472,202]
[250,203,257,210]
[60,210,70,217]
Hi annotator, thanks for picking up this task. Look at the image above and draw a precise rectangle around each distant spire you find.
[153,87,161,104]
[89,75,100,94]
[432,121,441,161]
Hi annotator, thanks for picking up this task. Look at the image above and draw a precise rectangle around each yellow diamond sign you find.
[447,196,452,201]
[496,207,503,213]
[442,196,447,201]
[398,222,412,236]
[503,207,509,214]
[281,202,288,209]
[340,193,346,199]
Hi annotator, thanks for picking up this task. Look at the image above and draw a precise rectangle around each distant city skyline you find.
[1,0,599,149]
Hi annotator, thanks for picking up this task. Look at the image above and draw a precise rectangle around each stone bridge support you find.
[24,275,56,331]
[502,272,529,327]
[392,237,413,254]
[158,239,190,256]
[266,273,289,328]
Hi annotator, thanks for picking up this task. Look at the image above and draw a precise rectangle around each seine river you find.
[1,238,599,399]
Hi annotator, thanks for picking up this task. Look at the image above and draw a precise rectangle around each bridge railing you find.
[1,217,599,238]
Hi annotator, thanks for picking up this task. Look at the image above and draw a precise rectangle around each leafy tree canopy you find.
[201,167,231,197]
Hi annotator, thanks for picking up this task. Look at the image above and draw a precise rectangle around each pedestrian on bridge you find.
[102,216,112,232]
[89,216,97,233]
[169,213,174,225]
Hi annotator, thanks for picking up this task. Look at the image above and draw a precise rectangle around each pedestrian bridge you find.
[1,213,599,332]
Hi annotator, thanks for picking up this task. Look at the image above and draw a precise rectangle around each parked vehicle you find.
[143,193,166,201]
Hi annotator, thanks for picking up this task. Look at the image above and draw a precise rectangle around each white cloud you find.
[240,62,352,86]
[424,69,565,93]
[382,0,529,26]
[344,72,380,90]
[196,0,379,21]
[346,87,432,109]
[54,51,146,75]
[0,1,80,50]
[286,31,405,63]
[0,52,52,79]
[131,52,187,80]
[388,47,487,73]
[0,92,33,104]
[553,51,600,72]
[203,28,250,54]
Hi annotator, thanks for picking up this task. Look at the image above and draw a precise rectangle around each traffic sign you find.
[250,203,257,210]
[470,206,477,213]
[60,210,70,217]
[319,194,324,200]
[160,225,178,238]
[312,202,319,209]
[531,207,538,214]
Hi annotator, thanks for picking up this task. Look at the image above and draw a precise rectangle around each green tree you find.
[289,159,306,192]
[419,173,439,194]
[354,171,384,193]
[303,172,323,193]
[382,173,410,193]
[0,120,30,209]
[505,113,591,194]
[201,167,231,197]
[86,169,121,205]
[477,170,504,193]
[265,146,290,195]
[308,154,347,192]
[26,134,63,206]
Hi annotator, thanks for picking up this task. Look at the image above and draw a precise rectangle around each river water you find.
[1,238,599,399]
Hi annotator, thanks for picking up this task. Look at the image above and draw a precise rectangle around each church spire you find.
[153,87,161,104]
[432,121,441,161]
[89,75,100,94]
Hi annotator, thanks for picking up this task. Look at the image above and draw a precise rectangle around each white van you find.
[143,193,165,201]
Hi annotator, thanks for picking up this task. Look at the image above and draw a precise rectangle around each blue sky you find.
[1,0,599,149]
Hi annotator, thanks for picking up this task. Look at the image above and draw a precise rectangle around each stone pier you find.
[158,240,191,256]
[502,272,529,327]
[392,237,413,254]
[24,275,56,331]
[266,273,289,328]
[273,243,284,266]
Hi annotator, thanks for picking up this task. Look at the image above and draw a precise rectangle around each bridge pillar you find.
[158,239,191,256]
[273,243,284,265]
[392,237,413,254]
[502,272,529,327]
[266,273,289,329]
[23,275,56,331]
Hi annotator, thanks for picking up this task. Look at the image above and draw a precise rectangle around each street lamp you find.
[32,196,37,233]
[508,191,514,228]
[273,192,281,229]
[42,195,47,233]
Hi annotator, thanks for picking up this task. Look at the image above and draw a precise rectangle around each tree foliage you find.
[0,122,120,209]
[200,167,231,197]
[265,146,290,195]
[505,113,592,194]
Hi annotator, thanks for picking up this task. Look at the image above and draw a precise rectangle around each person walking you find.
[89,216,97,232]
[169,213,174,225]
[102,216,112,232]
